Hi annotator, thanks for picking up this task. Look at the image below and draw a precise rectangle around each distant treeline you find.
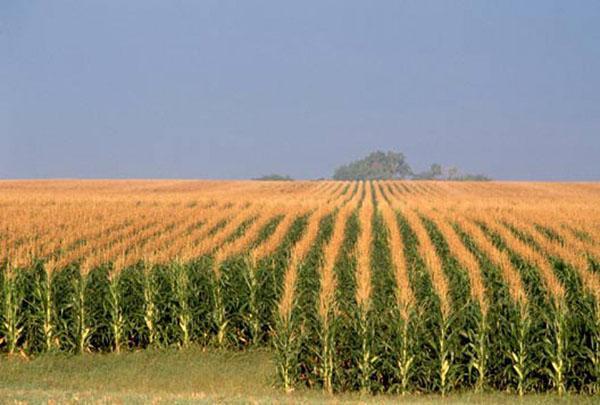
[333,150,491,181]
[253,150,490,181]
[253,174,293,181]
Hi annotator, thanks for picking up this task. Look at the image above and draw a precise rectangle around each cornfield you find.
[1,179,599,395]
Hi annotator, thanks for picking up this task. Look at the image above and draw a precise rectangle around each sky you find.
[1,1,599,180]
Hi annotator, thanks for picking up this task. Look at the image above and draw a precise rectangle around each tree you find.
[414,163,443,180]
[332,151,412,180]
[443,166,491,181]
[446,166,459,180]
[430,163,442,178]
[254,174,293,181]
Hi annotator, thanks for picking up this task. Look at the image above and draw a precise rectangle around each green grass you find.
[0,349,596,404]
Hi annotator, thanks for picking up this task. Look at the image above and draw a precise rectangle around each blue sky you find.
[1,1,599,180]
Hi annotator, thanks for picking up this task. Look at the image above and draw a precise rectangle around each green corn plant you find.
[588,300,600,394]
[509,304,531,396]
[243,256,261,346]
[468,310,489,392]
[72,267,91,354]
[106,267,125,353]
[142,263,158,348]
[356,305,377,394]
[186,257,213,346]
[394,313,415,395]
[172,261,191,348]
[273,310,300,393]
[544,299,568,395]
[437,314,454,396]
[113,264,145,350]
[1,264,24,354]
[155,264,179,347]
[590,299,600,393]
[211,268,228,348]
[317,314,336,394]
[73,272,92,353]
[32,263,57,352]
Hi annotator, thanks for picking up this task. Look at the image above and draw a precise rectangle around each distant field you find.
[1,180,599,397]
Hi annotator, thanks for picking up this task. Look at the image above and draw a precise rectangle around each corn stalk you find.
[509,304,531,396]
[72,270,91,354]
[173,262,191,348]
[106,270,125,353]
[142,264,158,348]
[317,314,336,394]
[468,310,488,392]
[273,311,300,393]
[437,313,454,396]
[211,270,228,348]
[33,266,56,352]
[243,257,261,346]
[1,267,24,354]
[544,299,568,395]
[357,305,377,394]
[588,300,600,394]
[395,314,414,394]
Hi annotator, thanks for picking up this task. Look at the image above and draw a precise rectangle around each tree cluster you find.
[332,150,490,181]
[332,151,412,180]
[254,174,293,181]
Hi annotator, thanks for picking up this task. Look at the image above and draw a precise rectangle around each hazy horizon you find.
[2,1,599,181]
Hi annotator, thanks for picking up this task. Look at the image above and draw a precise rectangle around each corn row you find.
[455,216,527,306]
[402,208,451,316]
[480,215,565,300]
[427,210,488,314]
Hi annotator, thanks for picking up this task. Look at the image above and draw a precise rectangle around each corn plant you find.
[171,261,192,348]
[1,264,24,354]
[142,263,158,347]
[316,310,336,394]
[74,268,92,354]
[509,304,532,396]
[211,270,228,348]
[53,265,93,354]
[355,305,377,394]
[31,263,57,352]
[236,256,260,346]
[186,257,214,347]
[393,312,415,394]
[436,312,456,396]
[151,265,177,347]
[106,267,125,353]
[0,267,4,351]
[467,309,489,392]
[543,299,568,395]
[273,307,301,392]
[588,300,600,394]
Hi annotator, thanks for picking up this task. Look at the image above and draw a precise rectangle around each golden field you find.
[2,180,598,271]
